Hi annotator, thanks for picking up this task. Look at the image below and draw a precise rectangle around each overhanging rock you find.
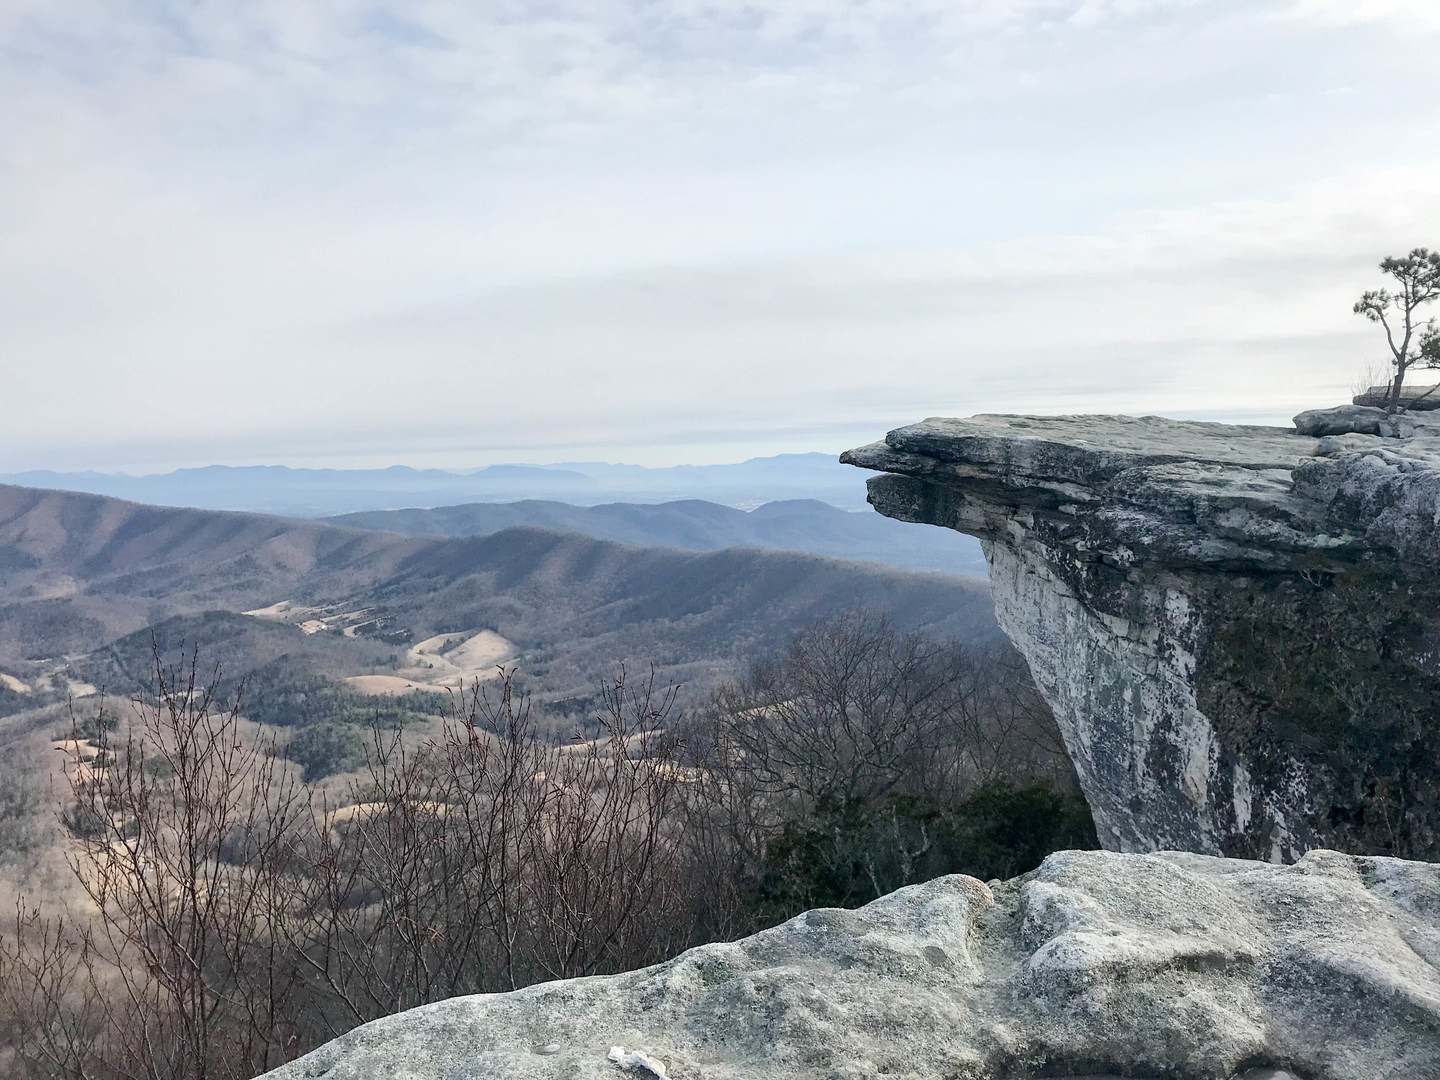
[843,415,1440,861]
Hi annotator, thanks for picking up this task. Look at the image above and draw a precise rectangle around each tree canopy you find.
[1353,247,1440,411]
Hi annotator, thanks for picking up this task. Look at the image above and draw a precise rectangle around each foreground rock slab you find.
[843,415,1440,860]
[262,849,1439,1080]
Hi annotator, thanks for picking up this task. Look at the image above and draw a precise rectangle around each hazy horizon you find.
[4,2,1438,472]
[2,406,1305,475]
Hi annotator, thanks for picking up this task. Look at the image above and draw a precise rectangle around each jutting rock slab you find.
[262,849,1439,1080]
[1352,382,1440,411]
[844,414,1440,861]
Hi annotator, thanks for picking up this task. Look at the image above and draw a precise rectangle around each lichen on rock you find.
[259,849,1440,1080]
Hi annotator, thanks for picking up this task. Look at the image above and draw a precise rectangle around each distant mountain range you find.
[1,453,870,517]
[327,498,987,578]
[0,484,998,706]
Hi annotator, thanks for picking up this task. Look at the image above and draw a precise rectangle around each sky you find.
[3,0,1440,472]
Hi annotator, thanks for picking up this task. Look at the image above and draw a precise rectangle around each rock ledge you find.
[843,414,1440,859]
[261,849,1440,1080]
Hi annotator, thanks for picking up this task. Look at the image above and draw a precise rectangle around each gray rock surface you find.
[260,849,1440,1080]
[843,415,1440,860]
[1296,403,1440,438]
[1293,404,1387,437]
[1352,382,1440,410]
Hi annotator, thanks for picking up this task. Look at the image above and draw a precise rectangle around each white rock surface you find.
[261,849,1440,1080]
[843,414,1440,860]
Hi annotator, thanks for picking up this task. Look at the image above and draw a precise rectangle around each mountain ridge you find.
[0,453,865,516]
[0,483,998,702]
[325,497,987,576]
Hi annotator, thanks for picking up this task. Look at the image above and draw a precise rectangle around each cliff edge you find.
[844,414,1440,861]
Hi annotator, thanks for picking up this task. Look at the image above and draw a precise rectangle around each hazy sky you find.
[3,0,1440,471]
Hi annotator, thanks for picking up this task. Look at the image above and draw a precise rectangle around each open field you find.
[404,630,515,687]
[343,674,439,695]
[248,603,517,695]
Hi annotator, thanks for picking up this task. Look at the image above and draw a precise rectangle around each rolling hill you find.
[325,498,988,577]
[0,484,999,711]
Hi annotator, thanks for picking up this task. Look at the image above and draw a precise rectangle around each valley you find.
[0,477,1089,1080]
[0,483,999,719]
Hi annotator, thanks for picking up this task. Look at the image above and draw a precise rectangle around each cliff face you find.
[261,849,1440,1080]
[843,415,1440,862]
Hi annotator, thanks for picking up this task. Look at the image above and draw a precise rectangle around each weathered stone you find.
[843,415,1440,861]
[1376,410,1440,438]
[1352,383,1440,410]
[1293,404,1386,437]
[1299,403,1440,439]
[260,849,1440,1080]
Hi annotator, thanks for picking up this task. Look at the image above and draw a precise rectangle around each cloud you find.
[39,161,1409,471]
[0,1,1249,143]
[2,1,1439,469]
[1289,0,1440,30]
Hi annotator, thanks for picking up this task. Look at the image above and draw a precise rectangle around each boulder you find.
[1295,403,1440,438]
[259,849,1440,1080]
[1292,405,1386,437]
[843,415,1440,860]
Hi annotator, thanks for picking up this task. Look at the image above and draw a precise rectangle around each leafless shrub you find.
[1,652,315,1078]
[78,653,310,1077]
[0,903,109,1079]
[0,617,1088,1075]
[0,654,696,1076]
[679,612,1084,924]
[1351,358,1394,402]
[291,666,688,1028]
[688,612,1069,809]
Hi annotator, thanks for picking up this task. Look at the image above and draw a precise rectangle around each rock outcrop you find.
[1292,404,1388,437]
[1294,403,1440,438]
[843,415,1440,861]
[261,849,1440,1080]
[1353,382,1440,410]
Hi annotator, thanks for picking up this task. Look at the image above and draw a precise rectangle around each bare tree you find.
[0,652,317,1080]
[288,666,691,1027]
[0,904,111,1079]
[1,655,698,1076]
[682,613,1084,917]
[1353,247,1440,412]
[0,622,1090,1076]
[70,653,313,1079]
[691,612,1061,809]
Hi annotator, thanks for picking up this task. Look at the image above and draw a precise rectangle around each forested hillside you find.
[0,483,996,708]
[0,485,1090,1080]
[327,498,988,576]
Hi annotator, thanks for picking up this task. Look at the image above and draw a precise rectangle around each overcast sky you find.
[3,0,1439,471]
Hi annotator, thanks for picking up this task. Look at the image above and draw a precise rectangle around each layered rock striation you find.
[843,415,1440,861]
[262,849,1440,1080]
